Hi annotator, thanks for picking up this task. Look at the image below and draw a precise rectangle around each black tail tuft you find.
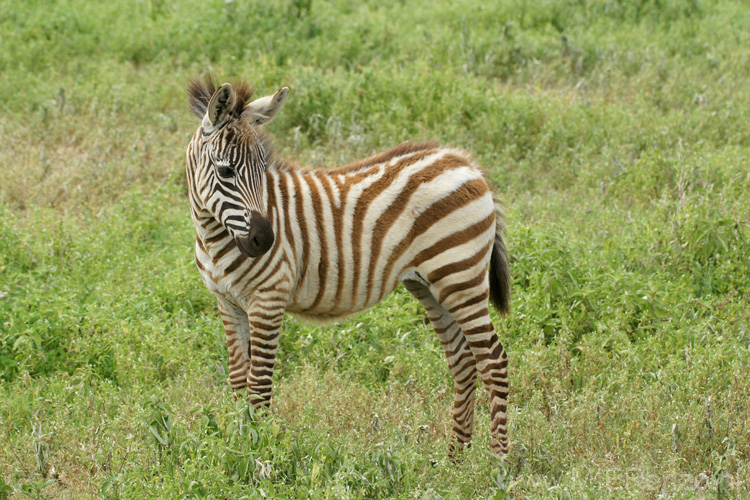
[489,209,511,315]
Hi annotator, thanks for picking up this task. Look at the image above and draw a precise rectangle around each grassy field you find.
[1,0,750,498]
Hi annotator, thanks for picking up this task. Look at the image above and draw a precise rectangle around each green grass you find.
[1,0,749,498]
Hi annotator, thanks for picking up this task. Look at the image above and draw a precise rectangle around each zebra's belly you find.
[284,276,401,323]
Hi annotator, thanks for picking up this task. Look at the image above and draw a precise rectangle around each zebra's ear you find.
[242,87,289,126]
[203,83,236,133]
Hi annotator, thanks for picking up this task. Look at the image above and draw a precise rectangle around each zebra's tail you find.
[489,206,511,315]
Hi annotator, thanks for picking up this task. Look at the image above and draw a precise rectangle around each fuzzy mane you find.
[187,75,256,121]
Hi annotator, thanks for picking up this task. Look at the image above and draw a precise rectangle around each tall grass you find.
[1,0,749,498]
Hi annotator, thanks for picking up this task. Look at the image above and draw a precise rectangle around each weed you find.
[30,421,51,479]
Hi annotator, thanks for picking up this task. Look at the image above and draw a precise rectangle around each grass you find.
[1,0,750,498]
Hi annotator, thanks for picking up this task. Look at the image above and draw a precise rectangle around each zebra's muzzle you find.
[235,211,274,258]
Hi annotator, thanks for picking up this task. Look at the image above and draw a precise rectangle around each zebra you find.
[185,76,512,456]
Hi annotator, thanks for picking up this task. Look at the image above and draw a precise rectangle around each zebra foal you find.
[185,77,512,456]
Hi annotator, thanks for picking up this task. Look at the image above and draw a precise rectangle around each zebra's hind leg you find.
[402,278,478,457]
[441,287,510,456]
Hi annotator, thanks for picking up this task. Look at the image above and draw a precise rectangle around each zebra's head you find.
[187,78,288,258]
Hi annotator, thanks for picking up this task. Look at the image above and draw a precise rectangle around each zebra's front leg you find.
[246,305,285,408]
[216,296,252,391]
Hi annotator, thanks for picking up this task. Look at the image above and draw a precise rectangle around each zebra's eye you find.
[216,162,234,179]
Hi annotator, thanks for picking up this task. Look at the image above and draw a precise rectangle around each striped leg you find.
[444,288,510,456]
[246,305,285,408]
[402,279,478,456]
[216,296,251,391]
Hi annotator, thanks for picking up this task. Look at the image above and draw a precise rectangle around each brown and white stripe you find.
[185,77,512,456]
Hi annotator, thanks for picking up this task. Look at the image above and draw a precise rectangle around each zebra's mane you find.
[186,77,441,178]
[331,140,440,174]
[268,141,442,175]
[187,75,257,121]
